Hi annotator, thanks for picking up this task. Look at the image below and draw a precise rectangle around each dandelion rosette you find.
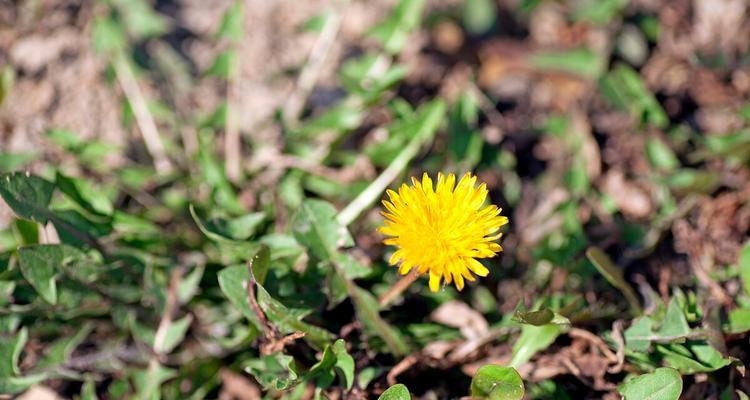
[379,172,509,292]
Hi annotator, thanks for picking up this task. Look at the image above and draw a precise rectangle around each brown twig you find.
[378,269,419,307]
[608,320,625,374]
[386,354,418,385]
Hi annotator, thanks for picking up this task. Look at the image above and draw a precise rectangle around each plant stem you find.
[113,52,172,175]
[378,269,419,307]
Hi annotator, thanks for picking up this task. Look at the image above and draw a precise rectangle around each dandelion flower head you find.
[379,172,508,292]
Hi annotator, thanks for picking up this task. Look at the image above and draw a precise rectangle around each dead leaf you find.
[431,300,489,340]
[219,368,262,400]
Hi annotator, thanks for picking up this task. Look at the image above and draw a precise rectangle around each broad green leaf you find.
[618,368,682,400]
[0,281,15,306]
[292,199,352,261]
[80,377,99,400]
[378,383,411,400]
[177,264,205,303]
[255,284,333,349]
[157,315,193,354]
[132,364,176,400]
[513,309,570,326]
[351,286,410,356]
[658,342,733,374]
[189,205,265,243]
[0,374,48,395]
[0,327,26,377]
[463,0,496,35]
[624,317,655,352]
[657,300,690,338]
[18,244,85,305]
[217,264,262,328]
[56,172,114,215]
[37,323,93,369]
[646,138,679,171]
[586,247,642,314]
[600,64,667,128]
[332,339,355,390]
[509,324,561,367]
[573,0,628,25]
[244,353,299,391]
[740,242,750,297]
[0,172,55,223]
[308,342,338,388]
[92,17,126,53]
[0,152,36,173]
[664,169,721,194]
[723,308,750,334]
[368,0,425,54]
[13,218,39,246]
[470,365,524,400]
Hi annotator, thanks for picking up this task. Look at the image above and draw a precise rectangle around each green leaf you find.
[80,377,99,400]
[113,0,169,39]
[368,0,425,54]
[13,218,39,246]
[600,64,668,128]
[646,138,679,171]
[663,169,721,194]
[56,172,114,216]
[158,315,193,354]
[292,199,352,261]
[332,339,355,390]
[217,264,262,329]
[573,0,628,25]
[513,309,570,326]
[463,0,496,35]
[378,383,411,400]
[624,317,655,352]
[256,283,333,349]
[351,286,410,356]
[723,308,750,334]
[37,323,93,369]
[132,364,176,400]
[585,247,642,314]
[740,242,750,297]
[657,300,690,338]
[205,51,237,78]
[245,353,299,391]
[530,48,604,80]
[217,0,243,41]
[509,324,561,367]
[92,17,126,53]
[470,365,524,400]
[658,342,733,374]
[18,244,85,305]
[178,264,205,304]
[189,205,265,243]
[0,172,55,223]
[0,327,26,377]
[298,104,365,137]
[618,368,682,400]
[0,374,48,394]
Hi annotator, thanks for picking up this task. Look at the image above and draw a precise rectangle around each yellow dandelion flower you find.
[379,172,509,292]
